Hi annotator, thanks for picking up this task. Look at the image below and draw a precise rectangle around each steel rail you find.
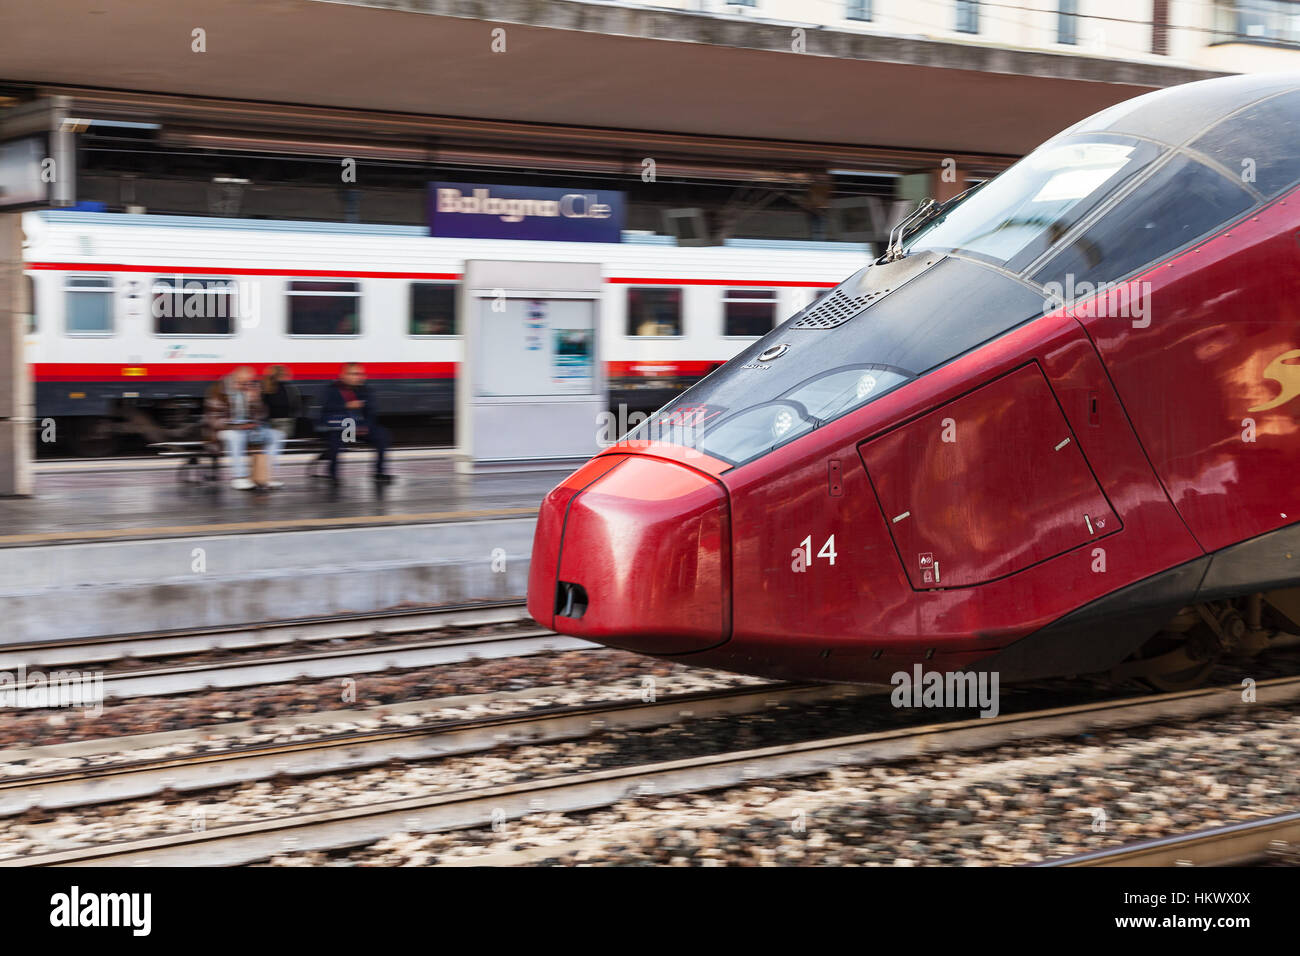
[9,627,591,700]
[0,682,851,816]
[0,601,533,669]
[1040,811,1300,867]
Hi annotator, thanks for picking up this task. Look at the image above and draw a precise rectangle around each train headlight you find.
[771,407,797,439]
[695,402,812,463]
[782,366,910,422]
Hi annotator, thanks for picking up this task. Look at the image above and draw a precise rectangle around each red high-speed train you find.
[529,74,1300,690]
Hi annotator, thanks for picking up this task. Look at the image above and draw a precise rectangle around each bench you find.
[149,438,324,485]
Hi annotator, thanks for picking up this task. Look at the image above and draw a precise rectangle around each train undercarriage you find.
[1115,591,1300,691]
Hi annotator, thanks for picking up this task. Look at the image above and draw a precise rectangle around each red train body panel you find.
[529,75,1300,685]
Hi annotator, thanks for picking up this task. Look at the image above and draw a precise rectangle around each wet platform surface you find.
[0,453,561,546]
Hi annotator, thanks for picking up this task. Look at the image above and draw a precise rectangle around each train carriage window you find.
[152,277,237,335]
[409,282,458,336]
[723,288,778,337]
[287,280,360,336]
[64,275,114,335]
[626,287,682,336]
[1033,154,1255,290]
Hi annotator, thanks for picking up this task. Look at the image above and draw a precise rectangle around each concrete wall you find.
[0,518,536,643]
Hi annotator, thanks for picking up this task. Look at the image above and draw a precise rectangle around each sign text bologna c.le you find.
[428,182,625,242]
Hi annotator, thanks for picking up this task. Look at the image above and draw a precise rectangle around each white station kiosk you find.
[457,259,604,472]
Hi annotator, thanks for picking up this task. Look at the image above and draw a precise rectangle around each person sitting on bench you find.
[262,364,303,440]
[320,362,393,484]
[204,366,284,490]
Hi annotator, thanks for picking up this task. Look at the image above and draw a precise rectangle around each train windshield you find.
[902,135,1162,272]
[629,364,913,464]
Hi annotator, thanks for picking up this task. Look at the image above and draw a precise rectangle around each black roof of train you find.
[1060,73,1300,148]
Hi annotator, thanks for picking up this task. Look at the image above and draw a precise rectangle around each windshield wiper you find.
[880,181,990,264]
[881,198,939,263]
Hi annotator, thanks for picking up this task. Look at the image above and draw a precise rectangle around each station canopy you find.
[0,0,1224,177]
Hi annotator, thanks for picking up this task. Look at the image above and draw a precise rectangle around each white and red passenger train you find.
[21,211,869,449]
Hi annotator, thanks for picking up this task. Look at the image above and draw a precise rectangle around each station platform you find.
[0,452,565,644]
[2,450,555,547]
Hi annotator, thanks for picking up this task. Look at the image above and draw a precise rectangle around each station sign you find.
[0,134,50,211]
[429,181,624,243]
[1,97,77,211]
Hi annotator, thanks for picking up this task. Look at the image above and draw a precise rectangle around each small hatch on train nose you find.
[555,581,589,619]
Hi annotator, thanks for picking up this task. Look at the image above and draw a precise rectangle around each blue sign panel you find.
[429,182,624,243]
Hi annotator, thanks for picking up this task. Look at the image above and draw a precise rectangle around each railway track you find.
[0,681,847,815]
[12,673,1300,867]
[1040,811,1300,867]
[3,602,605,700]
[68,629,589,700]
[0,601,534,669]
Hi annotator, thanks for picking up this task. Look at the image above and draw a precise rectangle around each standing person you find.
[320,362,393,484]
[262,365,302,441]
[203,366,284,490]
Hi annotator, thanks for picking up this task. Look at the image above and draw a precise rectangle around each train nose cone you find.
[527,454,730,654]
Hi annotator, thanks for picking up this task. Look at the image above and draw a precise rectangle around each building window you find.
[24,275,36,334]
[1222,0,1300,46]
[64,275,114,335]
[409,282,458,335]
[847,0,872,21]
[152,277,238,335]
[287,280,360,336]
[1058,0,1078,44]
[956,0,980,33]
[724,288,778,337]
[627,287,683,336]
